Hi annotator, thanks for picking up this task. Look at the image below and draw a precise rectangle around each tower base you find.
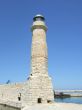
[22,75,54,105]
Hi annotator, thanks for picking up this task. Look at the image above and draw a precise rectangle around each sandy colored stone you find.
[22,103,82,110]
[22,16,54,105]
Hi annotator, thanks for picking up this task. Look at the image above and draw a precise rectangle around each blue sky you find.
[0,0,82,90]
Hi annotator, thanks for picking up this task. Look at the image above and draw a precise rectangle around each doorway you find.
[37,98,42,103]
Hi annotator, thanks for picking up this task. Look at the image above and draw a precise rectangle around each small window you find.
[18,93,21,101]
[18,97,21,101]
[37,98,42,103]
[47,100,51,103]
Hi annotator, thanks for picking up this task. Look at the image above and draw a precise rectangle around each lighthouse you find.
[22,15,54,105]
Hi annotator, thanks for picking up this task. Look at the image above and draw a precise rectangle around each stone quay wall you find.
[0,82,24,101]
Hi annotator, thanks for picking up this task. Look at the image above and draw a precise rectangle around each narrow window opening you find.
[18,97,21,101]
[18,93,21,101]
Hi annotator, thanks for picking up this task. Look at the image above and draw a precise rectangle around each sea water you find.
[55,97,82,104]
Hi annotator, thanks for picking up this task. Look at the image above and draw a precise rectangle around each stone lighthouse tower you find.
[22,15,54,105]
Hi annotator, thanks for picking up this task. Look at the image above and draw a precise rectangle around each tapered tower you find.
[22,15,54,105]
[31,15,48,77]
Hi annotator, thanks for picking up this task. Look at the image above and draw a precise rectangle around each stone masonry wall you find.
[0,82,24,101]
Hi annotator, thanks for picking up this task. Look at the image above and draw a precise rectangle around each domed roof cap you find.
[33,14,45,21]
